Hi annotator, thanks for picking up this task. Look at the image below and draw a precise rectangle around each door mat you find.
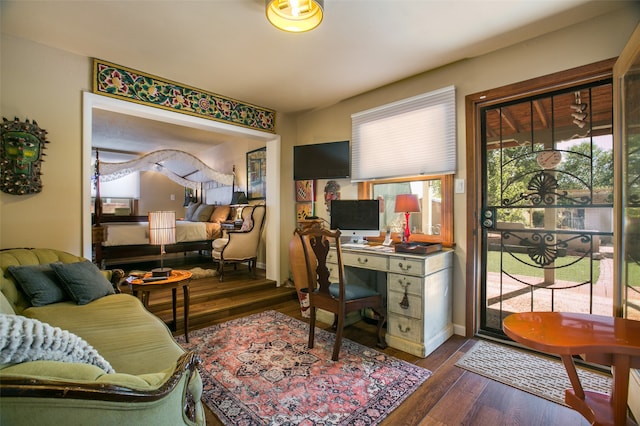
[455,340,612,406]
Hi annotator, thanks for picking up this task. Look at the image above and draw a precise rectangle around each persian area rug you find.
[455,340,612,406]
[175,310,431,425]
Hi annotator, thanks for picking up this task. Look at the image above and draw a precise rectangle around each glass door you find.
[614,25,640,321]
[478,81,615,338]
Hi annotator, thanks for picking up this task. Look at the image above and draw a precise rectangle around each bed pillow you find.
[51,261,115,305]
[0,313,114,373]
[209,205,230,223]
[184,202,200,221]
[7,263,69,307]
[193,204,215,222]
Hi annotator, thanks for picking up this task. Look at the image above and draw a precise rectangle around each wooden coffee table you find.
[503,312,640,426]
[127,270,192,342]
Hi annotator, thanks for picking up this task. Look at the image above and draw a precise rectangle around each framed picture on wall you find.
[296,202,313,221]
[246,147,266,200]
[295,180,315,202]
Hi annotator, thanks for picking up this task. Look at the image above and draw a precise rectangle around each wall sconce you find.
[395,194,420,243]
[149,211,176,277]
[265,0,324,33]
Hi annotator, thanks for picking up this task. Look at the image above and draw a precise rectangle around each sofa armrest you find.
[100,268,125,294]
[1,351,202,424]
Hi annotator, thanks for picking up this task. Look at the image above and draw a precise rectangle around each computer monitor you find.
[330,199,380,243]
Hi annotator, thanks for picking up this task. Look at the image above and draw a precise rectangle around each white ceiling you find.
[1,0,631,154]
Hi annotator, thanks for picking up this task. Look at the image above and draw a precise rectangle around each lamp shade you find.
[395,194,420,213]
[266,0,324,33]
[231,191,248,205]
[148,211,176,246]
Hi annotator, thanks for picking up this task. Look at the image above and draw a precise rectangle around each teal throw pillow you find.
[7,263,68,307]
[51,261,115,305]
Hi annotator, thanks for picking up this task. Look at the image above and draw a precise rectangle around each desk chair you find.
[295,222,386,361]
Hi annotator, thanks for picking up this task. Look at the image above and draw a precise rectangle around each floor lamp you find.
[395,194,420,243]
[149,211,176,277]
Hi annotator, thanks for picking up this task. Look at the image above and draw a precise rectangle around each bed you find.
[92,149,237,267]
[94,204,233,267]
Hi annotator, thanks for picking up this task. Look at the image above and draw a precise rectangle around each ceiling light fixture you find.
[266,0,324,33]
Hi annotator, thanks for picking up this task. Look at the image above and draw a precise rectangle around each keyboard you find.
[342,243,368,249]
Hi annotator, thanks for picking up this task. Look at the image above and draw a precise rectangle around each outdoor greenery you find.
[486,251,600,284]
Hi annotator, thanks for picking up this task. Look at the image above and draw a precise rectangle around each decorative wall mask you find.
[324,180,341,213]
[0,117,49,195]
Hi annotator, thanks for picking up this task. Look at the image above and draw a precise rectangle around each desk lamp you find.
[149,211,176,277]
[395,194,420,242]
[231,191,248,221]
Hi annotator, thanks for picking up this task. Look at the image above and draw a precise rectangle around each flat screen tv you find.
[330,199,380,243]
[293,141,350,180]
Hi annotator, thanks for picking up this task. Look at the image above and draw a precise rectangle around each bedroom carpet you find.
[175,310,431,425]
[455,340,612,406]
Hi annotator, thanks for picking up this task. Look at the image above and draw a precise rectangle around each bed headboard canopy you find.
[93,149,235,225]
[96,149,234,190]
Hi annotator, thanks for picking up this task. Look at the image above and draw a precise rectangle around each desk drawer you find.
[389,251,452,275]
[328,264,338,282]
[388,314,423,343]
[389,257,425,275]
[342,252,388,271]
[388,290,422,319]
[327,250,338,265]
[388,273,422,297]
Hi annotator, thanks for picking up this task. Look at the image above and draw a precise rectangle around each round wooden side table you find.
[127,270,192,342]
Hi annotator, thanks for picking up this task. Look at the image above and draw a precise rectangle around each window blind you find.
[91,172,140,199]
[351,85,456,181]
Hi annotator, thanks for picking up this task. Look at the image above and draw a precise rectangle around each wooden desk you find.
[328,246,453,357]
[503,312,640,426]
[127,270,192,342]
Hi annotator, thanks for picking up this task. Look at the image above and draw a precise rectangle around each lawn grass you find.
[486,251,600,283]
[625,261,640,287]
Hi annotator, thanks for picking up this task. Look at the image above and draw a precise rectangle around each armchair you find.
[211,205,266,281]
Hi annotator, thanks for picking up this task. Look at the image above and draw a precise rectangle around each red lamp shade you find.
[394,194,420,214]
[395,194,420,242]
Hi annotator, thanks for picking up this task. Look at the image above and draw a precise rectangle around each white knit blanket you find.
[0,313,115,373]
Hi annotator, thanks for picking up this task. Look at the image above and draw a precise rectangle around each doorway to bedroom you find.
[82,92,282,284]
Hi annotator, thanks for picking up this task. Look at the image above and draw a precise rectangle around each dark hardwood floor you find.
[115,255,590,426]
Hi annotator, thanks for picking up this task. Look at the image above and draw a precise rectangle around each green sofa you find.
[0,248,204,425]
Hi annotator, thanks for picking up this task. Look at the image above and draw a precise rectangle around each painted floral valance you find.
[92,59,276,133]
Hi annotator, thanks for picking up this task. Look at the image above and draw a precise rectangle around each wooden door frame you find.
[464,58,617,337]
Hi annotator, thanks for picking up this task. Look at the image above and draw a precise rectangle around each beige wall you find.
[288,7,640,333]
[2,6,639,334]
[138,171,187,215]
[1,36,91,250]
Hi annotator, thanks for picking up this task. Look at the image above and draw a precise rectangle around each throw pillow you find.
[193,204,215,222]
[240,217,254,232]
[184,202,200,221]
[51,261,115,305]
[7,263,68,307]
[0,313,115,373]
[209,205,230,223]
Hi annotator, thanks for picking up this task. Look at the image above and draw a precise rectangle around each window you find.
[359,174,454,247]
[351,86,456,181]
